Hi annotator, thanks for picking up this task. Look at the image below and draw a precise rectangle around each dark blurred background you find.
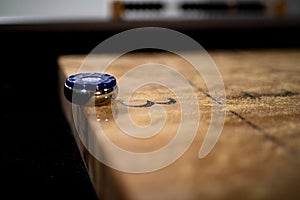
[1,0,300,199]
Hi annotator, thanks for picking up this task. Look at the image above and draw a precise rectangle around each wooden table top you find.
[58,48,300,200]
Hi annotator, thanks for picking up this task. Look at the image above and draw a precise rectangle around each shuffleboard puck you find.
[64,72,118,106]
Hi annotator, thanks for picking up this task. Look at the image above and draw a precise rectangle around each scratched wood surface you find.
[58,49,300,200]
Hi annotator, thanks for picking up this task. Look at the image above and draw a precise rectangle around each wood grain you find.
[58,49,300,200]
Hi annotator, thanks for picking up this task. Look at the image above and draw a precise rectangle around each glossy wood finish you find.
[58,49,300,200]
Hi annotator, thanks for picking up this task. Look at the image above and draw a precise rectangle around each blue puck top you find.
[65,73,117,91]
